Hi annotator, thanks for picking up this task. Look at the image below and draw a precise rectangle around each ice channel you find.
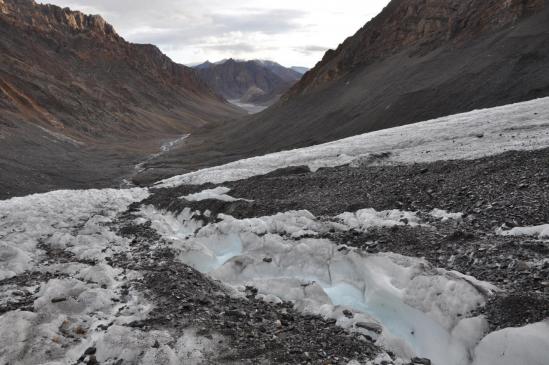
[141,207,495,365]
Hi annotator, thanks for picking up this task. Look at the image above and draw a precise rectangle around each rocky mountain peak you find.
[194,58,302,106]
[288,0,545,97]
[1,0,118,38]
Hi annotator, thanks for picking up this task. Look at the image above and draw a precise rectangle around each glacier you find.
[2,97,549,364]
[139,206,502,365]
[158,97,549,188]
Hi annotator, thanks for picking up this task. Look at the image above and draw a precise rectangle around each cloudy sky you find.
[41,0,390,68]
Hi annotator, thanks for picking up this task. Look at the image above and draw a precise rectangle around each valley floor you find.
[228,99,269,114]
[0,133,191,200]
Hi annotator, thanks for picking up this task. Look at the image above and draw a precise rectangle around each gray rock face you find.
[356,322,383,334]
[411,357,432,365]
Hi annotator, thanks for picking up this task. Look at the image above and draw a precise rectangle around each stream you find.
[121,134,189,188]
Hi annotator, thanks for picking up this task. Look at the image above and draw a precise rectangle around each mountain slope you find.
[288,0,546,97]
[142,0,549,182]
[0,0,242,199]
[194,59,301,105]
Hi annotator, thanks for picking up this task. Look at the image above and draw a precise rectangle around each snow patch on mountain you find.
[158,97,549,188]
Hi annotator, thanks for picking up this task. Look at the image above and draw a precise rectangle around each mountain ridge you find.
[194,59,301,106]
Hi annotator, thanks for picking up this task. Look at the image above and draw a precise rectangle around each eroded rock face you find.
[289,0,545,96]
[41,8,115,36]
[1,0,116,37]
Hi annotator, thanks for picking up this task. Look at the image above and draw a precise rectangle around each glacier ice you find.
[496,224,549,239]
[472,320,549,365]
[0,188,159,364]
[141,207,514,365]
[0,188,148,280]
[0,187,226,364]
[337,208,422,230]
[430,209,464,222]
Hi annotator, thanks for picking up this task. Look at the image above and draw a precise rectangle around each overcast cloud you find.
[40,0,390,67]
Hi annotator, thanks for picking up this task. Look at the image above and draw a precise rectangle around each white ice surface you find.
[496,224,549,239]
[0,188,158,364]
[337,209,422,230]
[158,97,549,187]
[140,207,505,365]
[0,188,148,280]
[472,320,549,365]
[181,186,252,202]
[0,188,229,364]
[430,209,464,222]
[142,205,204,240]
[90,326,223,365]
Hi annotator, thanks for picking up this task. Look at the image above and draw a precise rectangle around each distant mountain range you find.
[193,59,305,107]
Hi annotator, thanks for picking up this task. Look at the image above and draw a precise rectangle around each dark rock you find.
[411,357,431,365]
[84,347,96,355]
[356,322,383,334]
[343,309,353,318]
[51,297,67,303]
